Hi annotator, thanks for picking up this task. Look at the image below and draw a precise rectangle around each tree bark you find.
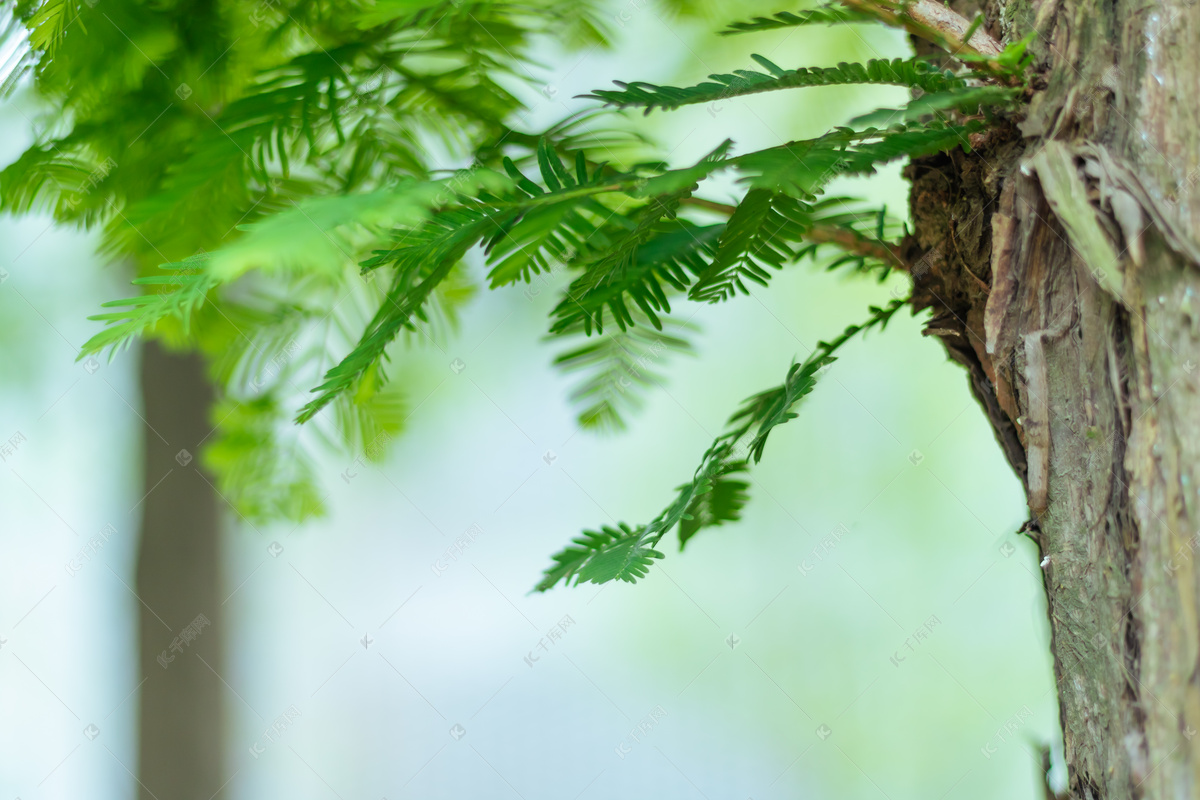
[137,341,225,800]
[909,0,1200,796]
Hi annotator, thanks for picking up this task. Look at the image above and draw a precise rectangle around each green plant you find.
[2,0,1031,582]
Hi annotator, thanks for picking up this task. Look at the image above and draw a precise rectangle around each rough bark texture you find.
[909,0,1200,796]
[137,341,225,800]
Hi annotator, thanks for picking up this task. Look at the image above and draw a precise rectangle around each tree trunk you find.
[910,0,1200,796]
[136,341,225,799]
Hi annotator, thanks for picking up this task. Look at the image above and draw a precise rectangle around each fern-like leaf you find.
[731,300,905,462]
[690,193,902,301]
[535,524,664,591]
[203,396,325,524]
[550,219,722,334]
[537,299,904,591]
[80,258,219,358]
[736,121,981,198]
[553,314,694,431]
[688,189,808,302]
[722,4,877,35]
[849,86,1020,128]
[678,460,750,549]
[296,210,497,422]
[588,57,963,114]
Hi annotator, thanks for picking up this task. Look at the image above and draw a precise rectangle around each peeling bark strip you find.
[1031,141,1127,304]
[1022,331,1051,515]
[900,0,1200,795]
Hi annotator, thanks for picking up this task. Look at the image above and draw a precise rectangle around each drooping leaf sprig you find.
[536,298,905,591]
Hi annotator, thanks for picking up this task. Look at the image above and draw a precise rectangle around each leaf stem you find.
[679,196,908,270]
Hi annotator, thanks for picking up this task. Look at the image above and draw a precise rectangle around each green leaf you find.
[537,300,904,591]
[588,58,963,114]
[550,219,722,334]
[633,139,734,195]
[209,188,442,281]
[848,86,1020,128]
[722,4,877,35]
[553,314,694,431]
[689,189,805,302]
[79,258,220,358]
[296,211,495,422]
[735,122,980,198]
[733,300,905,462]
[202,396,325,524]
[535,524,664,591]
[483,197,605,287]
[25,0,79,53]
[678,460,750,549]
[333,382,408,464]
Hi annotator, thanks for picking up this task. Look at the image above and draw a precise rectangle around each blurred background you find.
[0,2,1064,798]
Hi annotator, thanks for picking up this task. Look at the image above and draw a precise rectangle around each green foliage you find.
[4,0,1031,584]
[589,56,965,114]
[553,314,695,432]
[81,257,219,357]
[955,31,1037,78]
[536,299,904,591]
[850,86,1021,127]
[2,0,615,522]
[678,461,750,549]
[202,396,326,524]
[535,523,664,590]
[81,103,991,429]
[296,217,479,422]
[688,192,898,303]
[735,121,983,198]
[722,4,878,35]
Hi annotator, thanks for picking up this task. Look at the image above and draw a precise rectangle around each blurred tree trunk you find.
[136,340,225,799]
[911,0,1200,796]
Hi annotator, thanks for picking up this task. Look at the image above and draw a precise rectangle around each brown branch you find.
[838,0,1006,73]
[682,196,737,215]
[680,196,909,270]
[805,225,907,269]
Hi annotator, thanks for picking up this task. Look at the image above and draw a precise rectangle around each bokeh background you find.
[0,3,1065,798]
